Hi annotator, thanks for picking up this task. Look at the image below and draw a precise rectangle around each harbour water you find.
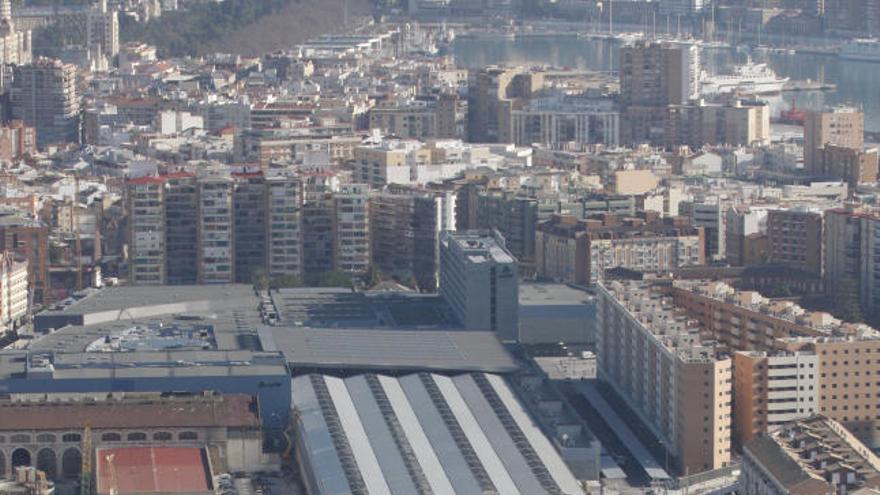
[454,36,880,131]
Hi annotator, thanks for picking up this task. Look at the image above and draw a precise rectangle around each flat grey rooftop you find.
[271,288,457,329]
[41,285,257,315]
[260,327,518,373]
[35,285,260,333]
[0,352,26,380]
[519,283,595,307]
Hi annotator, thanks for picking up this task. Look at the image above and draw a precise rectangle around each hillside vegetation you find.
[119,0,372,58]
[207,0,372,57]
[121,0,294,57]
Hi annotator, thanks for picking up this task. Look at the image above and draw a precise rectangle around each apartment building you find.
[670,281,831,353]
[371,187,454,290]
[510,93,620,149]
[127,176,166,285]
[0,252,27,333]
[665,99,771,149]
[733,351,820,447]
[353,141,427,187]
[232,173,268,284]
[476,190,538,268]
[824,206,880,313]
[439,231,519,341]
[196,170,234,284]
[333,184,370,275]
[265,172,303,282]
[742,416,880,495]
[368,95,458,140]
[816,145,879,187]
[596,280,732,475]
[369,104,438,140]
[767,209,824,276]
[619,41,699,146]
[11,58,80,148]
[725,206,769,266]
[0,121,36,161]
[467,66,544,143]
[804,107,864,174]
[620,42,700,107]
[535,215,591,285]
[0,209,48,304]
[301,173,338,282]
[0,0,31,67]
[588,222,704,284]
[164,174,198,285]
[671,279,880,448]
[685,200,727,261]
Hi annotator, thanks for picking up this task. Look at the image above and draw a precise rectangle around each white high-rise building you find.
[0,0,31,67]
[0,251,28,332]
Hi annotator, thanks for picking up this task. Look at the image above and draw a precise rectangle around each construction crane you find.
[105,453,118,495]
[80,424,92,495]
[74,173,83,292]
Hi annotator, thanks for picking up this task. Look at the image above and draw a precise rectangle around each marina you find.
[454,31,880,130]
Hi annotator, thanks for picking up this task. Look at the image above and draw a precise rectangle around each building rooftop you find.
[96,447,212,495]
[38,284,257,320]
[745,416,880,494]
[0,394,259,430]
[260,327,518,373]
[268,288,458,329]
[519,283,594,308]
[443,231,516,265]
[602,280,723,363]
[674,280,880,339]
[292,372,584,495]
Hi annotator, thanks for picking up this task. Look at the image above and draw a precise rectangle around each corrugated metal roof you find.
[378,375,458,495]
[323,376,391,495]
[431,374,522,495]
[293,372,586,495]
[290,376,351,495]
[343,376,420,495]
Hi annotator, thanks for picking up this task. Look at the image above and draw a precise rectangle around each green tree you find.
[270,274,301,290]
[768,282,792,298]
[832,277,863,323]
[120,0,294,57]
[251,268,269,291]
[317,271,352,288]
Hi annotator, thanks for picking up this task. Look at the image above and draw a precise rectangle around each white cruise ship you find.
[700,61,789,95]
[839,38,880,62]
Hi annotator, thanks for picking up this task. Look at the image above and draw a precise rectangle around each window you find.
[153,432,173,441]
[62,433,81,443]
[126,433,147,442]
[178,432,198,441]
[10,434,30,443]
[101,433,121,442]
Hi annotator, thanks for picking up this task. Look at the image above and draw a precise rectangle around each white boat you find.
[700,61,789,95]
[839,38,880,62]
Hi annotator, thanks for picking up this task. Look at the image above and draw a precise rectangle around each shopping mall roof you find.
[261,327,517,373]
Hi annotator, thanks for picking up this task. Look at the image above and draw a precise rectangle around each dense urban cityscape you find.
[0,0,879,494]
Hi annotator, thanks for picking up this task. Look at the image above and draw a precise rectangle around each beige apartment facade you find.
[733,351,819,448]
[804,107,864,174]
[597,281,732,475]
